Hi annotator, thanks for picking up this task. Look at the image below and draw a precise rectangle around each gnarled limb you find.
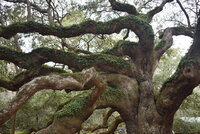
[43,74,138,134]
[156,17,200,133]
[0,46,136,77]
[0,65,66,91]
[33,87,125,134]
[155,26,194,60]
[108,0,139,15]
[0,15,154,46]
[0,67,103,125]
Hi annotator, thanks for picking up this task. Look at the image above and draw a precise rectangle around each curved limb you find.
[0,67,102,125]
[155,26,194,61]
[156,17,200,133]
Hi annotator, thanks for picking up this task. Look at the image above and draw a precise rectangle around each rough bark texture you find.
[0,0,199,134]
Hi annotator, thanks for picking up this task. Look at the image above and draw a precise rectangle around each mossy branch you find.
[34,86,125,134]
[155,27,194,60]
[0,46,135,77]
[0,67,101,125]
[0,15,154,46]
[156,18,200,117]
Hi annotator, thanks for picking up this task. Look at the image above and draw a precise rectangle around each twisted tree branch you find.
[0,67,102,125]
[155,26,194,60]
[0,46,135,77]
[156,17,200,127]
[0,15,154,46]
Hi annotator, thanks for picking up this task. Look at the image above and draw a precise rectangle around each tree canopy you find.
[0,0,200,134]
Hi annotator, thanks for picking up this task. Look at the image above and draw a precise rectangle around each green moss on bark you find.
[55,94,89,117]
[137,14,149,22]
[160,57,196,91]
[55,87,124,118]
[100,87,124,101]
[155,40,166,50]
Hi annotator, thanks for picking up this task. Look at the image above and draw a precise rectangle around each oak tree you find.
[0,0,200,134]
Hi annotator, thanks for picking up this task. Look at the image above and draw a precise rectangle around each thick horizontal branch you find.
[0,46,136,77]
[108,0,139,15]
[0,15,154,46]
[3,0,48,13]
[155,26,194,60]
[0,65,66,91]
[0,67,102,125]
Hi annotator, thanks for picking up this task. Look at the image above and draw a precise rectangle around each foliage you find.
[153,48,182,91]
[173,118,200,133]
[15,90,74,131]
[0,0,200,133]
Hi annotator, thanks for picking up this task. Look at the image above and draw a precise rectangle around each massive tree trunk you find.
[0,0,200,134]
